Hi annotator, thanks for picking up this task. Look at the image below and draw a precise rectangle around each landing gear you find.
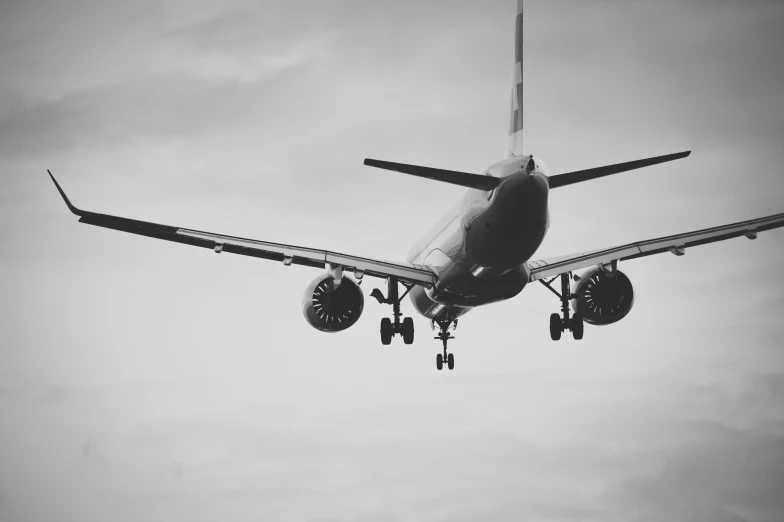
[434,318,457,370]
[402,317,414,344]
[372,277,415,345]
[380,317,393,345]
[549,313,562,341]
[540,272,584,341]
[571,312,584,340]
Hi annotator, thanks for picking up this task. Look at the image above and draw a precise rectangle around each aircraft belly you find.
[411,255,530,314]
[408,285,473,320]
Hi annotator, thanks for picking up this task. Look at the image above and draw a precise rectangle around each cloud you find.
[81,439,110,467]
[2,372,784,521]
[164,2,328,55]
[596,374,784,521]
[0,1,335,161]
[608,433,784,521]
[0,69,303,159]
[2,1,784,521]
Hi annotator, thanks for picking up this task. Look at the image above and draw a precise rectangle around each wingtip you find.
[47,169,83,216]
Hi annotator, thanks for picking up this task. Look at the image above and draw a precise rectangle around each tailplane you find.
[547,151,691,188]
[363,159,500,191]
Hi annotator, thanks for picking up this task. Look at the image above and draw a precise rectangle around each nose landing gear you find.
[434,318,457,370]
[540,272,584,341]
[372,277,415,345]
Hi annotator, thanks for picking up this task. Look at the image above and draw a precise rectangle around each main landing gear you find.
[434,318,457,371]
[371,277,415,345]
[539,272,584,341]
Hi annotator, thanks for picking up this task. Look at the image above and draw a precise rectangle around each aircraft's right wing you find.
[528,212,784,281]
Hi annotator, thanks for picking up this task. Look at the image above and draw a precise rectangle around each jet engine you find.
[571,266,634,325]
[301,274,364,332]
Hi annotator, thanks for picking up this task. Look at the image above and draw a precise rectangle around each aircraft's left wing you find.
[48,171,436,287]
[528,211,784,282]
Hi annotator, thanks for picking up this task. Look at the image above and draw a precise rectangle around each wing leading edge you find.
[47,171,436,287]
[528,211,784,281]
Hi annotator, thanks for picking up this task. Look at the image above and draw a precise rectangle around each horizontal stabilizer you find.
[364,159,500,191]
[548,151,691,189]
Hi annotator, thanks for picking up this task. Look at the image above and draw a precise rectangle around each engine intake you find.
[571,267,634,325]
[302,275,364,332]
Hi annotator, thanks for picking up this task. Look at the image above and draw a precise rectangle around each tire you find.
[380,318,393,345]
[447,353,454,370]
[549,313,562,341]
[436,353,443,370]
[402,317,414,345]
[571,313,584,340]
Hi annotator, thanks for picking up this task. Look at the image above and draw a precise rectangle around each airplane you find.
[48,0,784,370]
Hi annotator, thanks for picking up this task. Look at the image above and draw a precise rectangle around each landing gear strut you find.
[539,272,584,341]
[434,318,456,370]
[371,277,415,345]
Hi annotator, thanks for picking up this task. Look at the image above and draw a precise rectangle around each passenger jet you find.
[48,1,784,370]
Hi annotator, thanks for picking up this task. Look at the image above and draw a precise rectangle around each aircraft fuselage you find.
[407,156,550,320]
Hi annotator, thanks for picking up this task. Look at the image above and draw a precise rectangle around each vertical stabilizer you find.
[507,0,524,157]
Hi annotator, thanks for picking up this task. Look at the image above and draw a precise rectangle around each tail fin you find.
[507,0,524,157]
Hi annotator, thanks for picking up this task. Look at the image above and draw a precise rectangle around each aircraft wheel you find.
[571,313,584,340]
[402,317,414,345]
[447,353,454,370]
[436,353,443,370]
[380,318,393,345]
[549,313,562,341]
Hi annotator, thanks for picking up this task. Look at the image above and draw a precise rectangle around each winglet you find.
[47,170,83,216]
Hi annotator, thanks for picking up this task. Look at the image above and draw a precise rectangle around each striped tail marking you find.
[508,0,524,157]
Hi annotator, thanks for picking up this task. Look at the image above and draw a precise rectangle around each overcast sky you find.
[2,0,784,521]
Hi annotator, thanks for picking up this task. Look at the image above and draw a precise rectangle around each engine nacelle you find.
[571,266,634,325]
[301,275,364,332]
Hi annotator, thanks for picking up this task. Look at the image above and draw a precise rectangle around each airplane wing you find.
[527,212,784,281]
[47,171,436,287]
